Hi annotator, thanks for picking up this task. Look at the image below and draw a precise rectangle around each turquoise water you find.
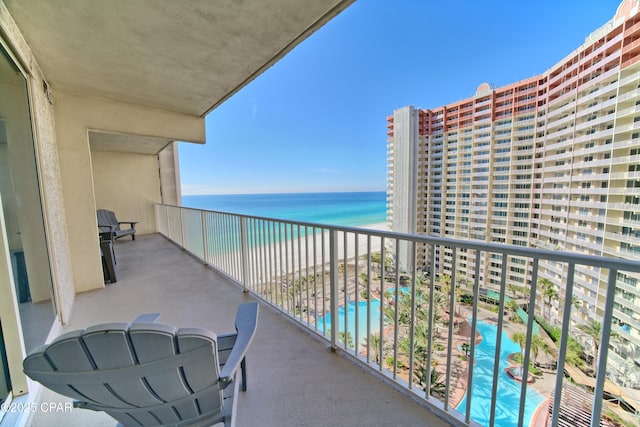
[182,191,386,227]
[312,295,547,425]
[315,288,412,347]
[456,319,546,427]
[316,299,382,348]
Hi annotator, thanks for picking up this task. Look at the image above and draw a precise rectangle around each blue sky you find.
[179,0,622,195]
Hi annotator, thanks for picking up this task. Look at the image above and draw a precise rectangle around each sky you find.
[179,0,623,196]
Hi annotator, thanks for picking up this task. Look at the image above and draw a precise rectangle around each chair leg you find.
[241,358,247,392]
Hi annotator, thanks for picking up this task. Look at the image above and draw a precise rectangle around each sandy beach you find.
[236,221,389,275]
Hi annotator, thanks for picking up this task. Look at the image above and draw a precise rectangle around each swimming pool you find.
[315,299,382,348]
[317,299,546,426]
[315,288,410,347]
[456,319,546,426]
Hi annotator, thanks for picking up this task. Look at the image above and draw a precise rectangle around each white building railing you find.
[157,203,640,427]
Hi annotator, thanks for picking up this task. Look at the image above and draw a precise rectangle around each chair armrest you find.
[132,313,160,323]
[219,302,258,386]
[118,221,138,228]
[98,224,115,230]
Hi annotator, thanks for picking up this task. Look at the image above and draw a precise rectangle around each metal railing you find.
[157,203,640,427]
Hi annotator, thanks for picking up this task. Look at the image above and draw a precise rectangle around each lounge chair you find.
[97,209,137,240]
[23,302,259,427]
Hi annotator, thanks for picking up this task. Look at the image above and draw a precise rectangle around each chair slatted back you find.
[97,209,120,232]
[23,322,224,426]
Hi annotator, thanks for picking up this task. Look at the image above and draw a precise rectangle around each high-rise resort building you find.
[387,0,640,377]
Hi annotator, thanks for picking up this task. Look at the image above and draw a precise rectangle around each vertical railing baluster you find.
[240,216,248,292]
[489,254,508,427]
[297,224,302,321]
[252,218,259,290]
[311,228,317,331]
[179,205,185,249]
[591,268,618,427]
[378,237,386,371]
[551,263,576,427]
[444,247,457,411]
[518,258,539,427]
[284,223,290,314]
[343,231,349,350]
[260,219,267,297]
[224,214,229,272]
[305,226,310,326]
[465,249,482,423]
[426,244,436,400]
[408,240,417,389]
[277,222,284,310]
[392,240,400,378]
[203,211,210,264]
[321,229,327,337]
[265,220,272,303]
[209,212,220,268]
[354,233,360,354]
[366,234,372,364]
[225,215,232,274]
[330,229,339,350]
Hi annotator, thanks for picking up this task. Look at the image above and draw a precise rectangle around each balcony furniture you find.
[97,209,137,241]
[99,231,117,284]
[23,302,259,427]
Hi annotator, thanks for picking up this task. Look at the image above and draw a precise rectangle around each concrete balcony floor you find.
[29,234,451,427]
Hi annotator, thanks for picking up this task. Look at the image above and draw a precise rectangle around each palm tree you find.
[529,334,551,367]
[508,283,521,299]
[416,365,446,399]
[461,342,470,359]
[569,296,580,334]
[439,274,451,295]
[539,278,558,321]
[565,337,586,369]
[511,331,527,377]
[506,299,520,321]
[512,332,527,358]
[368,333,381,363]
[578,320,602,374]
[339,331,354,349]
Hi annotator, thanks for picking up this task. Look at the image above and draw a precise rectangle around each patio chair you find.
[97,209,137,240]
[23,302,259,427]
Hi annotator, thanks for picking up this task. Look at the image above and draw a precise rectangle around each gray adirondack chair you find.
[23,303,259,427]
[97,209,137,240]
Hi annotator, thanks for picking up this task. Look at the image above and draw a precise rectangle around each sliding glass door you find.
[0,42,56,404]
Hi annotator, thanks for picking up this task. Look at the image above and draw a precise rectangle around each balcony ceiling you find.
[4,0,353,118]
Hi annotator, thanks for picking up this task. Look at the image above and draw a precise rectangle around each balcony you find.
[27,205,640,427]
[28,234,447,427]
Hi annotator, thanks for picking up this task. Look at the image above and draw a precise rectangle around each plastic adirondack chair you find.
[97,209,137,240]
[23,303,259,427]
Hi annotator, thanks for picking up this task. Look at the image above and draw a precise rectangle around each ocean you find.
[182,191,387,227]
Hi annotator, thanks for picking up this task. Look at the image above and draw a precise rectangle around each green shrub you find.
[535,316,561,342]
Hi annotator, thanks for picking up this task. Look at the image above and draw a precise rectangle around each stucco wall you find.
[92,150,161,235]
[53,91,204,294]
[158,142,182,206]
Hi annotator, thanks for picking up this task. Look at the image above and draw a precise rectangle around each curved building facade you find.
[387,0,640,377]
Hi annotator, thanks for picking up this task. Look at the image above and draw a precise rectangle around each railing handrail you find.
[158,203,640,273]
